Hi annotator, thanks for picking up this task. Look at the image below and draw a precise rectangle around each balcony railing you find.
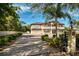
[31,26,41,29]
[44,27,64,29]
[43,27,51,29]
[57,27,64,29]
[32,26,64,30]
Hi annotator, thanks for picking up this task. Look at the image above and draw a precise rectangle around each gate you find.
[76,34,79,50]
[60,31,68,52]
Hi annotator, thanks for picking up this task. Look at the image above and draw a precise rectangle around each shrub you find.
[11,35,17,40]
[0,33,22,46]
[0,38,6,46]
[6,36,14,42]
[4,37,10,43]
[17,33,22,36]
[41,34,61,47]
[48,37,61,47]
[41,34,49,42]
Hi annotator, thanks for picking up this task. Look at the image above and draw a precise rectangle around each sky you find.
[14,3,45,25]
[14,3,79,27]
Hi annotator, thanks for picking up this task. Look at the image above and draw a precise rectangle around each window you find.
[32,25,41,29]
[44,29,50,33]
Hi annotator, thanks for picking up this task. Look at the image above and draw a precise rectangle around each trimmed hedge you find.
[0,33,22,46]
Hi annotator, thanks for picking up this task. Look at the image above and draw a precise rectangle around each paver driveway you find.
[0,33,51,56]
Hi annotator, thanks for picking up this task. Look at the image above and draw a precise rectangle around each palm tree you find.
[31,3,68,37]
[74,20,79,29]
[62,3,79,55]
[31,3,79,55]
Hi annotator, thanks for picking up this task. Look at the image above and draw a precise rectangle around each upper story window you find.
[31,25,41,28]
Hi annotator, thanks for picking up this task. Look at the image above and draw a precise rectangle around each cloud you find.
[13,3,31,13]
[20,6,31,12]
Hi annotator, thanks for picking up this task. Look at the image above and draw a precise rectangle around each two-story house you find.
[31,21,64,36]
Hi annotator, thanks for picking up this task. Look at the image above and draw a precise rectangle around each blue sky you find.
[14,3,45,24]
[14,3,79,27]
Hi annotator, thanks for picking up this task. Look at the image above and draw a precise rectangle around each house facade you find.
[31,21,64,36]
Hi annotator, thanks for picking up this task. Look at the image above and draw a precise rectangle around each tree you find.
[74,20,79,29]
[31,3,68,37]
[21,25,30,32]
[31,3,79,55]
[0,3,22,31]
[61,3,79,55]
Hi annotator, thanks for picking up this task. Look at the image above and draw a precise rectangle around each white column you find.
[67,35,76,55]
[41,25,44,35]
[57,29,60,37]
[49,23,53,38]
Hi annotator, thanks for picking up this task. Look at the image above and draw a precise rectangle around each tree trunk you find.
[55,17,59,38]
[67,21,76,55]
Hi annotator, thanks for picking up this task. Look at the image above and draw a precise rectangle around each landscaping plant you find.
[48,37,61,47]
[41,34,49,42]
[41,34,61,47]
[0,33,22,47]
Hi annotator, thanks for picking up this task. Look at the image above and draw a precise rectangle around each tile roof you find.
[31,21,64,25]
[31,22,45,25]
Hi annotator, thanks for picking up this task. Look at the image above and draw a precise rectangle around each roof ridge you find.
[31,21,64,25]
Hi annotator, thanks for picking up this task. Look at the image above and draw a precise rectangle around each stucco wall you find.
[31,30,43,35]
